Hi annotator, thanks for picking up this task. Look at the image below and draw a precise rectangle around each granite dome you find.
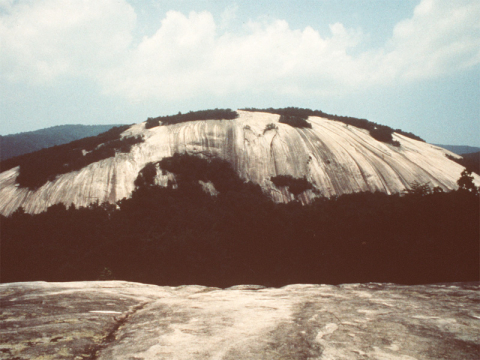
[0,110,477,216]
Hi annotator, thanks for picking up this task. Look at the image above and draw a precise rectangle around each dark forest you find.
[1,155,478,287]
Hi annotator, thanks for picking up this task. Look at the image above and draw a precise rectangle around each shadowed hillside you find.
[1,125,142,189]
[461,152,480,175]
[0,124,121,161]
[446,152,480,175]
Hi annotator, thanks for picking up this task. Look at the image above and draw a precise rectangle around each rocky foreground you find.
[0,281,479,359]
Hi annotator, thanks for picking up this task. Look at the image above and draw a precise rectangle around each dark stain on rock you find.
[263,301,323,359]
[402,322,480,360]
[224,301,324,359]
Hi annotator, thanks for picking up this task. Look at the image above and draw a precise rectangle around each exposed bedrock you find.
[0,110,477,215]
[0,281,479,359]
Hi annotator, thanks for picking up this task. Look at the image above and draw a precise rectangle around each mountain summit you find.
[0,109,477,216]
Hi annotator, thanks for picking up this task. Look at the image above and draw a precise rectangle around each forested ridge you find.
[242,107,424,145]
[0,125,142,189]
[2,154,478,287]
[145,108,238,129]
[0,124,120,161]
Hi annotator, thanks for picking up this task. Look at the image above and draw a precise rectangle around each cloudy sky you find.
[1,0,479,146]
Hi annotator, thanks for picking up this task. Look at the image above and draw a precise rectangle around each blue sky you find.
[1,0,479,146]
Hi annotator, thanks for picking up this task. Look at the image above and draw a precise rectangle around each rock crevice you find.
[90,301,150,360]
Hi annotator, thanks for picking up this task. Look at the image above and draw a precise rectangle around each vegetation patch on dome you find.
[271,175,314,196]
[241,107,424,144]
[145,109,238,129]
[278,115,312,129]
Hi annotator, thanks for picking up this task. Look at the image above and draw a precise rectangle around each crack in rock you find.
[89,301,149,360]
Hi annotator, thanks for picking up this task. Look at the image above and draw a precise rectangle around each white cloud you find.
[0,0,15,12]
[100,10,217,100]
[378,0,480,81]
[0,0,136,82]
[1,0,479,101]
[103,13,365,100]
[220,3,238,30]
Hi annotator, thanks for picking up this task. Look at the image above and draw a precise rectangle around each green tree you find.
[457,169,478,193]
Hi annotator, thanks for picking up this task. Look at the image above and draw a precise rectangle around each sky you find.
[1,0,479,146]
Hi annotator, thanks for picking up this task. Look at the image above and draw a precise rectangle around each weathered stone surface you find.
[1,281,479,359]
[1,110,479,215]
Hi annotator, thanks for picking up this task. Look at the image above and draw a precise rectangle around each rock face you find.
[1,281,479,359]
[1,110,478,215]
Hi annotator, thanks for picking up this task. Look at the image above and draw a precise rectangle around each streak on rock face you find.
[224,301,324,359]
[1,110,479,215]
[0,281,479,359]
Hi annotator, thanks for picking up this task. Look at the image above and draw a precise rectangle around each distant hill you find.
[0,124,121,161]
[434,144,480,155]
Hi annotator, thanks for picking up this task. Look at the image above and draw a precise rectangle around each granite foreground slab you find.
[0,281,479,359]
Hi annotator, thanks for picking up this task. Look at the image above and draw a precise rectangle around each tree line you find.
[242,107,423,145]
[145,109,238,129]
[1,154,477,287]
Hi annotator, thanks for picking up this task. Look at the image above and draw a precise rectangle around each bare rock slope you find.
[1,110,478,215]
[1,281,479,359]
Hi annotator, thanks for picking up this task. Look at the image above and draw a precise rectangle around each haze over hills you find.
[0,108,478,216]
[0,124,121,161]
